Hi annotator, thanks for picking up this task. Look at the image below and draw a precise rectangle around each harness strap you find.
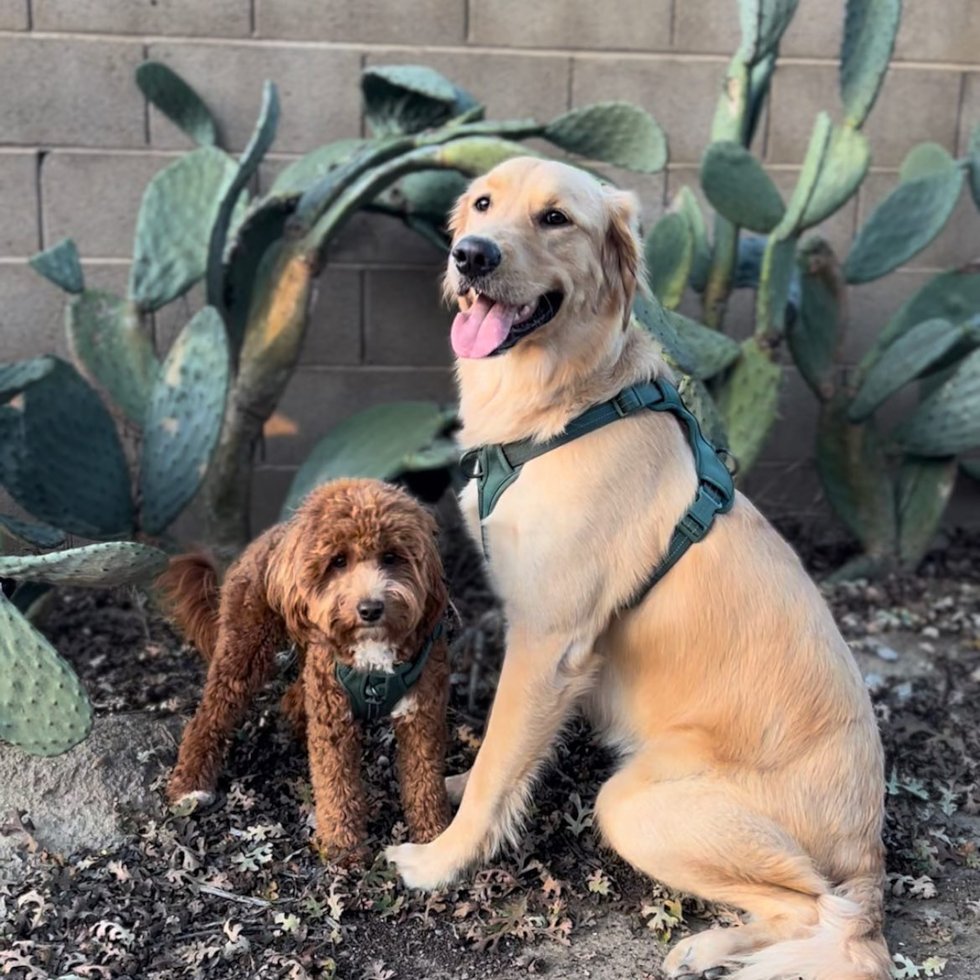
[335,621,443,723]
[459,379,735,607]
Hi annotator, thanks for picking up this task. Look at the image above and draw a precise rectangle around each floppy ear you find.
[601,188,644,330]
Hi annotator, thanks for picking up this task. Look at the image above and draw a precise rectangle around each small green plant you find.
[633,0,980,577]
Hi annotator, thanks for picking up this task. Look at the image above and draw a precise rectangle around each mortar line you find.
[0,29,974,71]
[142,42,151,145]
[668,0,677,47]
[463,0,470,44]
[359,270,367,363]
[33,150,45,251]
[250,0,257,38]
[24,0,31,31]
[566,56,575,111]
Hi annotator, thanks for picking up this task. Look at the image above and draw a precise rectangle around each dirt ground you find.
[1,520,979,980]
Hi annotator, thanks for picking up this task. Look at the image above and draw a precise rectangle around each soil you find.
[1,515,979,979]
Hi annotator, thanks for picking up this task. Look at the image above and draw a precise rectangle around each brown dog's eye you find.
[542,209,570,227]
[330,554,347,569]
[474,196,490,212]
[381,552,400,566]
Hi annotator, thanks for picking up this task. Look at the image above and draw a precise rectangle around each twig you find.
[197,883,271,907]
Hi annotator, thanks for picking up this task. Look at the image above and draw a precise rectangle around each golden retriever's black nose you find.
[452,236,501,277]
[357,599,385,623]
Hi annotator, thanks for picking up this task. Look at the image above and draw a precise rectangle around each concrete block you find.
[256,0,465,45]
[305,267,362,366]
[0,38,146,149]
[42,152,179,260]
[364,269,449,367]
[471,0,672,52]
[250,466,296,533]
[147,43,362,154]
[857,171,980,272]
[743,459,827,525]
[0,152,39,256]
[365,48,570,128]
[572,56,748,166]
[0,0,27,30]
[781,0,843,58]
[768,65,960,168]
[894,0,980,63]
[33,0,251,36]
[266,366,455,465]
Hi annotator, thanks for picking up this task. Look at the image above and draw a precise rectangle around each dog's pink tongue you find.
[451,295,519,358]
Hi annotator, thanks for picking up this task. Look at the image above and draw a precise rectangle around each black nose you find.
[452,236,501,278]
[357,599,385,623]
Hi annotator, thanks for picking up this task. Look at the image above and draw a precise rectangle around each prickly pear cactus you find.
[0,592,92,756]
[718,338,782,473]
[29,238,84,294]
[645,213,694,310]
[0,513,66,550]
[66,290,159,423]
[700,141,786,233]
[544,102,668,174]
[137,60,218,147]
[0,542,169,589]
[139,306,230,535]
[839,0,902,128]
[896,457,958,567]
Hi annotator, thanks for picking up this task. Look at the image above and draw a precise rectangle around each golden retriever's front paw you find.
[385,841,463,891]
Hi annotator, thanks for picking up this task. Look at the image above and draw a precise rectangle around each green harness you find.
[335,622,443,723]
[459,379,735,610]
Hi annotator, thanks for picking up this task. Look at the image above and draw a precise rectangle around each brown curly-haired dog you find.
[157,479,451,863]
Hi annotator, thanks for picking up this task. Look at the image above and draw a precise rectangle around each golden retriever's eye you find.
[381,551,400,566]
[474,195,491,212]
[542,209,570,227]
[330,554,347,569]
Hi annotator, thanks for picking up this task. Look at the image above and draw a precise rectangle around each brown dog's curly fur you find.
[157,478,451,863]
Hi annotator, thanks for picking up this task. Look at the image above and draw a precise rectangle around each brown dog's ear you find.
[602,188,644,330]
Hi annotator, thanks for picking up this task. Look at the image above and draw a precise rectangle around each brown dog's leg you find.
[392,644,451,843]
[304,654,369,865]
[280,677,307,741]
[167,568,285,803]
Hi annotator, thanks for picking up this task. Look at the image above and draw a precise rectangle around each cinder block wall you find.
[1,0,978,535]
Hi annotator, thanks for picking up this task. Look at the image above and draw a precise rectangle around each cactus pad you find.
[129,146,239,312]
[0,592,93,756]
[849,318,963,422]
[896,458,958,567]
[645,213,693,310]
[1,358,133,538]
[840,0,902,127]
[282,401,456,518]
[816,397,896,555]
[666,311,741,380]
[271,139,368,198]
[896,347,980,457]
[755,237,797,339]
[678,376,729,450]
[432,137,533,176]
[0,514,66,550]
[775,113,831,239]
[675,187,712,292]
[544,102,668,174]
[67,290,159,423]
[206,81,280,315]
[29,238,84,294]
[789,239,844,401]
[139,306,230,535]
[718,337,782,474]
[375,170,468,222]
[700,142,785,233]
[632,294,695,373]
[844,144,963,285]
[362,65,480,136]
[0,357,56,401]
[136,61,218,147]
[738,0,801,64]
[801,125,870,229]
[0,541,169,588]
[969,122,980,210]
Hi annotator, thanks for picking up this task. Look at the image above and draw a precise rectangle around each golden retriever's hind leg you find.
[594,765,825,978]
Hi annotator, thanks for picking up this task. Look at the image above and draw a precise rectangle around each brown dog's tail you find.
[156,553,221,663]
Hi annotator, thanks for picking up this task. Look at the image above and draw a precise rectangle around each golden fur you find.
[386,158,889,979]
[160,479,451,863]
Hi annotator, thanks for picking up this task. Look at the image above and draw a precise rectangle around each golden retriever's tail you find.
[729,876,890,980]
[156,553,221,663]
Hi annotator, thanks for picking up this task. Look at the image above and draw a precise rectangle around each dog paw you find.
[662,931,732,978]
[385,842,461,891]
[169,790,216,815]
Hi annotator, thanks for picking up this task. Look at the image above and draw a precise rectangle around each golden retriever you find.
[385,157,888,980]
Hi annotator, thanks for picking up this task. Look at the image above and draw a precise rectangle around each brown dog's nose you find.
[452,236,501,278]
[357,599,385,623]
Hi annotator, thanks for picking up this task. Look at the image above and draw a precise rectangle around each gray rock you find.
[0,713,178,865]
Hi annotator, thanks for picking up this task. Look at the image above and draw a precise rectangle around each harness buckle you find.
[459,448,483,480]
[611,387,642,417]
